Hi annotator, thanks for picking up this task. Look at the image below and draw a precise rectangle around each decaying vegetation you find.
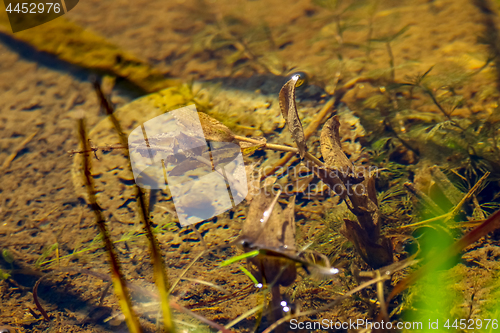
[54,63,500,332]
[3,0,500,332]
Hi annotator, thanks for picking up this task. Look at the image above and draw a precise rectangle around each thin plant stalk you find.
[400,172,490,229]
[93,79,175,333]
[261,274,390,333]
[234,135,324,167]
[224,304,264,329]
[77,116,143,333]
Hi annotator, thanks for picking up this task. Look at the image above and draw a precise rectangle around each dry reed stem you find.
[92,79,175,333]
[77,116,143,333]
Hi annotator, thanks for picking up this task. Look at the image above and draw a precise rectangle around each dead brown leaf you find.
[241,187,297,286]
[279,75,307,158]
[320,116,355,182]
[198,112,236,142]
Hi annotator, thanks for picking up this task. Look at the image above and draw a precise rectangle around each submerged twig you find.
[67,143,127,158]
[445,171,491,222]
[225,304,264,329]
[1,130,38,171]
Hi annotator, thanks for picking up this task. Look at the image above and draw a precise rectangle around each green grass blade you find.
[219,250,259,267]
[238,266,258,285]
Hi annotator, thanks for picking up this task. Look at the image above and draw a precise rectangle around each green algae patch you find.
[0,13,179,92]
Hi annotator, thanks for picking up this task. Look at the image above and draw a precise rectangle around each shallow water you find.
[1,0,500,332]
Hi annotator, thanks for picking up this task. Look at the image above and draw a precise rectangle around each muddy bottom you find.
[2,0,500,332]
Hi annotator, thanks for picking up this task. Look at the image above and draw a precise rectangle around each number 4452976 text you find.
[6,2,61,14]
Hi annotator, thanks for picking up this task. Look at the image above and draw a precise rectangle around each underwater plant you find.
[277,74,393,269]
[4,0,500,332]
[58,65,500,331]
[60,71,395,332]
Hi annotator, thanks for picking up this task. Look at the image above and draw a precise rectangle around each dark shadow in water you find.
[1,32,325,101]
[0,32,89,81]
[0,256,150,332]
[0,33,146,100]
[201,74,327,101]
